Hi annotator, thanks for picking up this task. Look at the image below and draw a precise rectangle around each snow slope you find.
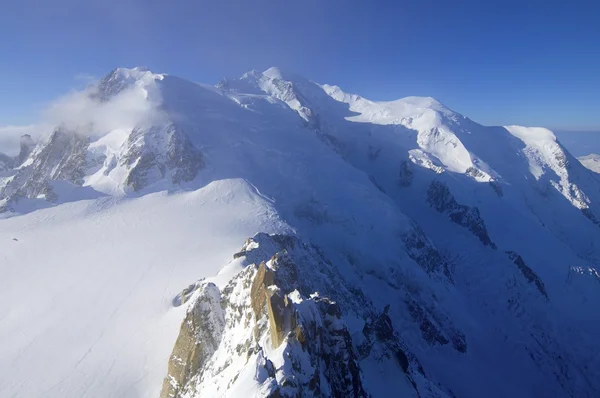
[0,180,289,397]
[1,66,600,398]
[579,153,600,173]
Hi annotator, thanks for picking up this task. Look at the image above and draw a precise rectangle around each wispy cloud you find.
[1,73,165,156]
[0,124,49,156]
[74,73,97,83]
[42,83,165,138]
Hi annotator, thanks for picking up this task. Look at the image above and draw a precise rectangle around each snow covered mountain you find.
[2,67,600,398]
[579,154,600,173]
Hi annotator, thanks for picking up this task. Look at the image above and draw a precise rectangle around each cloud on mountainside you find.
[42,81,165,137]
[0,74,166,156]
[0,124,48,156]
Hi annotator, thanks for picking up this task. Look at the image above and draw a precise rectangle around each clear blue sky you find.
[1,0,599,130]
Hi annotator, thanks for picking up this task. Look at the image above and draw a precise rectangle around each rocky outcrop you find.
[405,297,467,353]
[427,180,496,248]
[161,283,225,398]
[465,166,485,179]
[122,124,203,191]
[0,123,204,211]
[161,233,454,398]
[506,251,548,299]
[0,129,89,209]
[581,208,600,228]
[249,261,294,349]
[402,222,453,282]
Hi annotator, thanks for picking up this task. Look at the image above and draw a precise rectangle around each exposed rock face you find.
[249,261,294,349]
[465,166,485,179]
[161,283,225,398]
[122,124,203,191]
[160,233,454,398]
[359,304,428,392]
[0,123,204,211]
[427,180,496,248]
[0,69,204,210]
[402,222,453,281]
[506,251,548,299]
[250,262,275,317]
[581,208,600,228]
[405,297,467,353]
[0,129,89,209]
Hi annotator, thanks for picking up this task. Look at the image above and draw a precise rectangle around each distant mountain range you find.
[579,153,600,173]
[2,67,600,398]
[555,130,600,157]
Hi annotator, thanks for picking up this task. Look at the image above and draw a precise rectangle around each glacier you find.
[1,66,600,397]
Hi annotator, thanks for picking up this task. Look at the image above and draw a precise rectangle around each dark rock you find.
[395,349,410,373]
[406,298,450,347]
[402,222,454,282]
[506,251,548,299]
[581,208,600,228]
[427,180,495,248]
[398,160,413,187]
[122,124,203,191]
[0,129,89,206]
[232,250,246,259]
[465,166,485,179]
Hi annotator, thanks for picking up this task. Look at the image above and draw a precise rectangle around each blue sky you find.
[1,0,599,130]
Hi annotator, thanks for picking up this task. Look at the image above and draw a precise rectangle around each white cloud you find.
[1,74,165,157]
[0,124,48,156]
[42,82,166,138]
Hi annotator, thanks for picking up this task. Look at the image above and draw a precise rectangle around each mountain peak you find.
[261,66,308,84]
[262,66,285,79]
[4,65,600,398]
[96,66,163,101]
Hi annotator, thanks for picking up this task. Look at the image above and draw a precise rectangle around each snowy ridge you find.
[1,66,600,398]
[160,234,452,398]
[579,153,600,173]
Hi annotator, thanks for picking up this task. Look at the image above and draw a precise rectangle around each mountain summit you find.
[1,67,600,398]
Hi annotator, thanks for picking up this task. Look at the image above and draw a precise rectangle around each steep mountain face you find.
[160,234,452,398]
[2,67,600,398]
[0,68,204,209]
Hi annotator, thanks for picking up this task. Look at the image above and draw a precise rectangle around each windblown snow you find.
[1,66,600,398]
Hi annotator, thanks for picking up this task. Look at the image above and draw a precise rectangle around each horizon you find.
[3,5,600,395]
[1,0,599,131]
[2,63,600,132]
[1,64,599,159]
